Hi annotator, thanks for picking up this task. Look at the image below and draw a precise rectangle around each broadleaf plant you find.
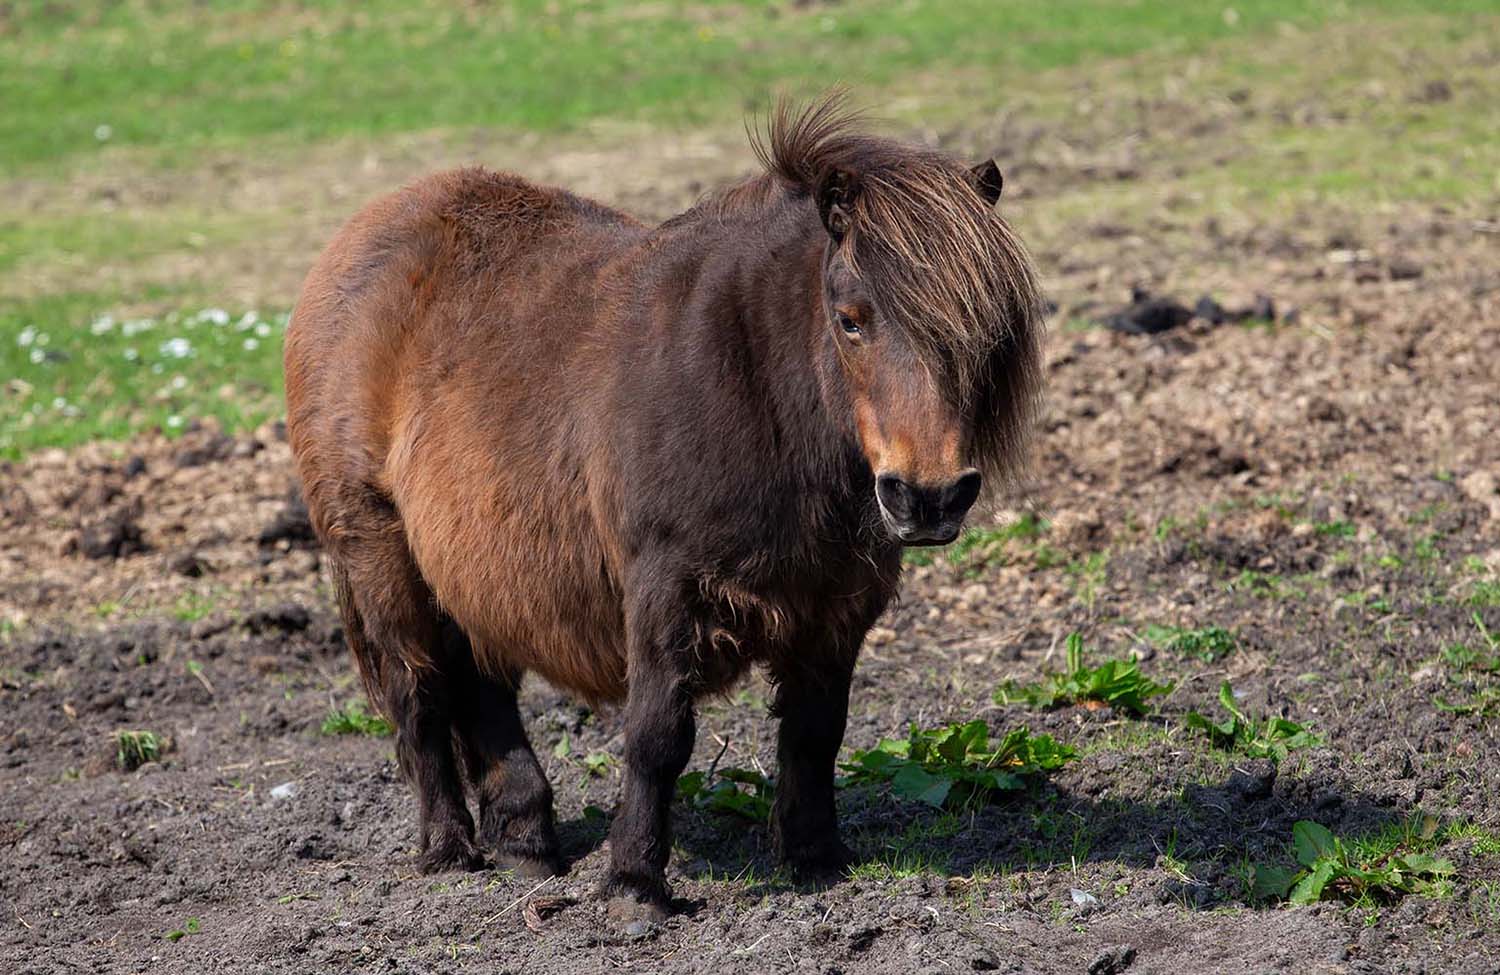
[1251,820,1454,906]
[838,720,1074,810]
[677,766,774,823]
[994,633,1172,716]
[1183,681,1321,763]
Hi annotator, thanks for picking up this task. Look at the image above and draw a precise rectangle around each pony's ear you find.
[970,159,1003,206]
[816,167,860,243]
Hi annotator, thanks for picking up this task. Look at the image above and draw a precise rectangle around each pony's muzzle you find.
[875,469,981,546]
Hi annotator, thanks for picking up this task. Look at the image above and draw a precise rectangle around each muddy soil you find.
[4,111,1500,974]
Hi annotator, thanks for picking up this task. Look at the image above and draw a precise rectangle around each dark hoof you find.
[497,853,565,879]
[419,833,486,874]
[607,894,669,925]
[782,840,857,880]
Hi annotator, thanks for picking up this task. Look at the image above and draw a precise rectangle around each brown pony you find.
[284,94,1044,921]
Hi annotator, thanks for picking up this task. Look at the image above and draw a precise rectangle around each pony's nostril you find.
[941,469,983,519]
[875,474,916,520]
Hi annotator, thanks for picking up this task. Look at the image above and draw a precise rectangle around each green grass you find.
[1465,579,1500,608]
[994,632,1172,716]
[1313,520,1358,539]
[6,0,1492,172]
[1441,613,1500,672]
[115,729,163,771]
[1,296,286,458]
[908,511,1050,571]
[1143,624,1238,662]
[320,701,394,737]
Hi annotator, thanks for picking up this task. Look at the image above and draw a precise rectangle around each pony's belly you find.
[419,525,630,704]
[387,437,630,703]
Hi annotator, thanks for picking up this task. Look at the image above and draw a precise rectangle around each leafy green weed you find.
[1184,681,1321,763]
[994,633,1172,716]
[839,721,1074,810]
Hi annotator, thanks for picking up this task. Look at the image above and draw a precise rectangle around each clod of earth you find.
[70,500,148,560]
[1103,287,1280,334]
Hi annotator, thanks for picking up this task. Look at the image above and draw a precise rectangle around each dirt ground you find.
[4,100,1500,973]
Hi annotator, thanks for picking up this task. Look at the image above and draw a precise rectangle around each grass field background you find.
[2,0,1497,456]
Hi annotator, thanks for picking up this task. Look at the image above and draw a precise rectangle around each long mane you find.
[747,93,1047,486]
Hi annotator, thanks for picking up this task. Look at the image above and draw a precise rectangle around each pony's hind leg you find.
[326,513,482,874]
[447,629,562,878]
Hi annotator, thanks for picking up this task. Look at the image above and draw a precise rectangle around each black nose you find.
[875,469,982,545]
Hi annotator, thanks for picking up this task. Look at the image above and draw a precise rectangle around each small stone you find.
[74,502,147,559]
[270,781,299,801]
[1070,888,1099,907]
[1459,471,1500,521]
[1088,944,1137,975]
[1249,293,1276,322]
[244,603,311,634]
[844,923,880,953]
[1388,258,1423,281]
[1226,760,1276,801]
[230,438,264,459]
[168,551,209,578]
[190,615,234,641]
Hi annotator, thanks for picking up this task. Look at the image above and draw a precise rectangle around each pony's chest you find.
[687,554,896,687]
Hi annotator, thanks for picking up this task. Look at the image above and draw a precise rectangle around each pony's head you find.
[756,95,1046,544]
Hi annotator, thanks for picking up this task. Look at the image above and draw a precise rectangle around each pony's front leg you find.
[769,647,858,876]
[604,602,697,921]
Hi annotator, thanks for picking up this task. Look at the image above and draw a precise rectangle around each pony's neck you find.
[727,209,870,501]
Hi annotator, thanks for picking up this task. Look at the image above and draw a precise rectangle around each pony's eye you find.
[837,312,862,336]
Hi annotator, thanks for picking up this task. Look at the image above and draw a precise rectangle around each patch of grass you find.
[1312,520,1358,539]
[115,729,163,771]
[1230,570,1303,601]
[677,766,773,823]
[1252,819,1453,906]
[839,720,1074,810]
[901,547,940,568]
[319,701,394,738]
[1031,543,1070,570]
[1433,685,1500,718]
[553,732,616,779]
[8,0,1490,171]
[1440,613,1500,673]
[1184,682,1322,763]
[1412,533,1441,563]
[947,512,1050,566]
[1463,579,1500,608]
[1343,589,1394,614]
[1067,552,1110,610]
[1143,623,1238,662]
[1,298,287,458]
[171,590,218,623]
[1409,503,1446,525]
[1432,612,1500,716]
[995,633,1172,716]
[1446,821,1500,858]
